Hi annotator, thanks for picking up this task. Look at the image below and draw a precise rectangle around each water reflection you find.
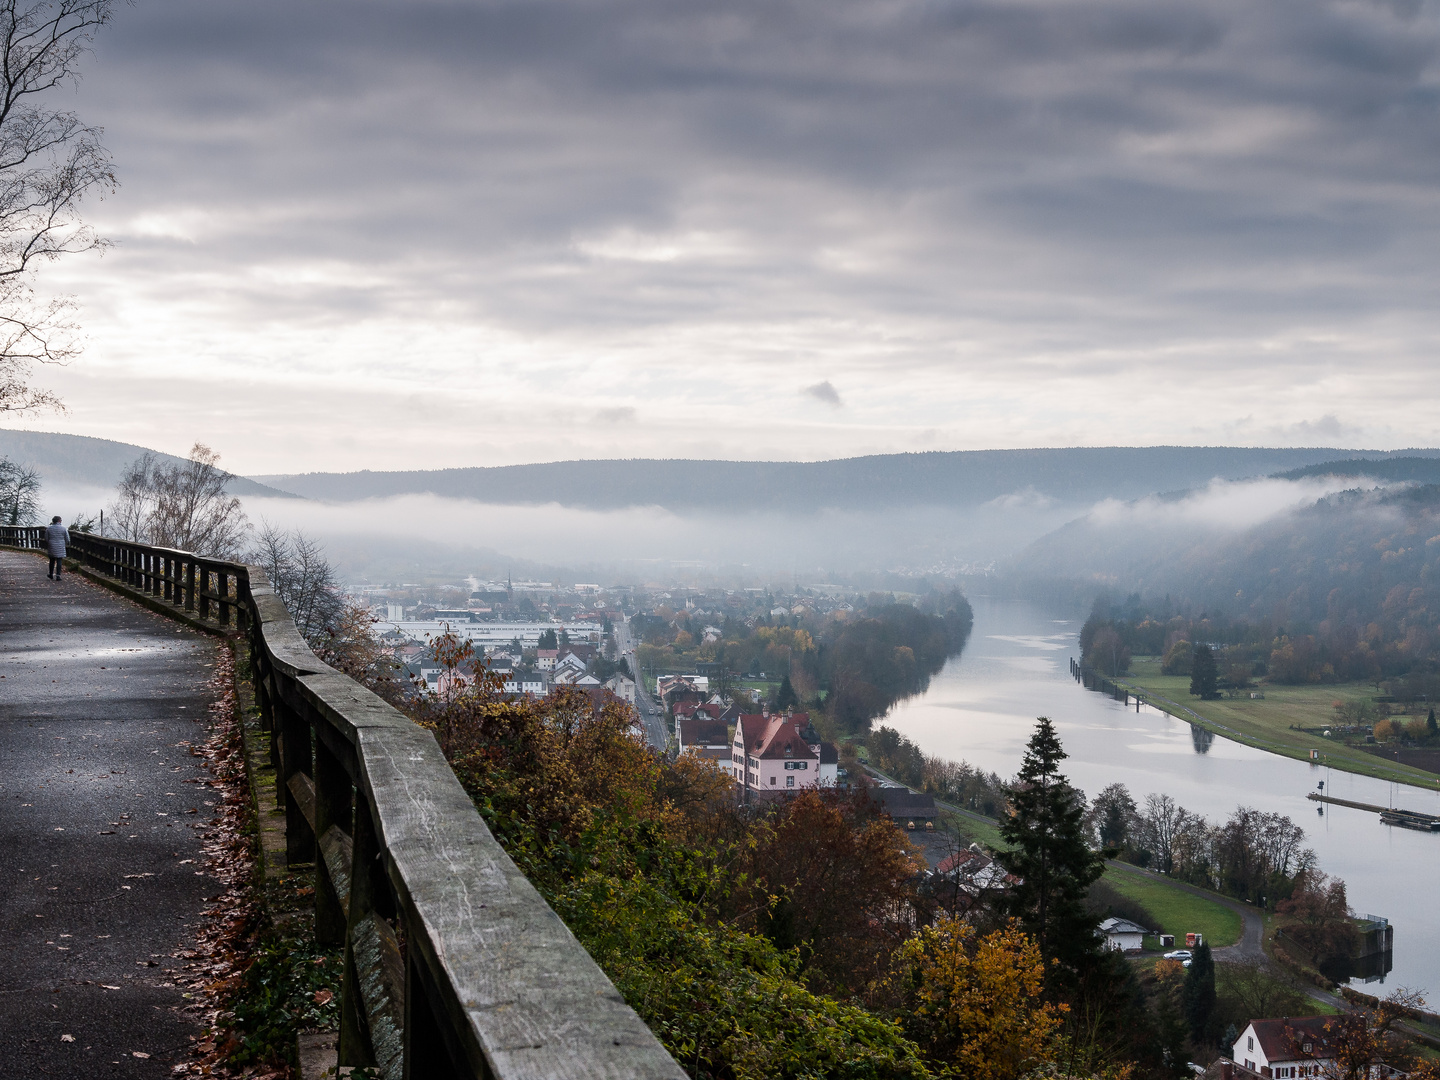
[885,596,1440,992]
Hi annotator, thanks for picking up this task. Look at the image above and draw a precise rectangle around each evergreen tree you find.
[1000,717,1106,973]
[1428,707,1437,737]
[1182,942,1216,1047]
[1190,645,1219,700]
[776,674,799,710]
[538,628,558,650]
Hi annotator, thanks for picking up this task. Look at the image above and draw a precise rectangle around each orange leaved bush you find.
[895,915,1065,1080]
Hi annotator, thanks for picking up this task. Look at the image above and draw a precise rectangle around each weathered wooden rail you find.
[1,526,684,1080]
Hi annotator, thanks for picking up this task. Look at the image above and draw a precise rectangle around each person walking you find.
[45,515,69,580]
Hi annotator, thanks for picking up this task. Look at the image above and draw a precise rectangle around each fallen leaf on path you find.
[60,1034,74,1043]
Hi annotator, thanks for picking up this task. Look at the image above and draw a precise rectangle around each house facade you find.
[1232,1017,1338,1078]
[677,717,731,762]
[1099,917,1149,953]
[730,711,837,796]
[502,671,549,696]
[605,674,636,703]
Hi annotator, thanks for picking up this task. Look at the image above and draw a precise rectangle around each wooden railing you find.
[1,528,684,1080]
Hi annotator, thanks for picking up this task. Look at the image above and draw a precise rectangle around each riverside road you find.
[0,550,222,1078]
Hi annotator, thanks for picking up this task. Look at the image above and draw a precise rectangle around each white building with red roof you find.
[730,711,835,796]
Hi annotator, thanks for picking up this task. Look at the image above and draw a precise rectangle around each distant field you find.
[1103,867,1242,947]
[1122,659,1438,788]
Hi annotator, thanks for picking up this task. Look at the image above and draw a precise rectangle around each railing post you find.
[218,570,232,627]
[340,805,379,1069]
[184,558,196,612]
[278,693,315,866]
[235,573,251,633]
[198,564,211,621]
[314,736,352,947]
[405,950,464,1080]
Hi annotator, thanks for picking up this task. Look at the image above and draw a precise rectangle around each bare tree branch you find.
[0,0,116,413]
[107,443,250,558]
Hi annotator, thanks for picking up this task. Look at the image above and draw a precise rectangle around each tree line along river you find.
[884,595,1440,993]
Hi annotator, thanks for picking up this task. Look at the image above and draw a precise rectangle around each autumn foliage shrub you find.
[893,916,1064,1080]
[406,632,1085,1079]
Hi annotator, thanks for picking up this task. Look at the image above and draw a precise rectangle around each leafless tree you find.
[1138,792,1182,873]
[0,454,40,523]
[108,443,250,557]
[251,522,345,646]
[0,0,117,414]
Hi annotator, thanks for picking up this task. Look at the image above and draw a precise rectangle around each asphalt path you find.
[0,550,222,1077]
[616,619,669,751]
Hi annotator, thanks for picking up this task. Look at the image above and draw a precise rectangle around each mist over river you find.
[886,596,1440,993]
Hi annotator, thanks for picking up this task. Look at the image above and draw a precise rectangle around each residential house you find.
[1099,917,1150,953]
[502,671,549,696]
[932,845,1011,904]
[605,674,636,704]
[553,652,587,678]
[536,648,559,671]
[817,740,838,784]
[1227,1017,1381,1079]
[657,674,708,713]
[730,711,837,796]
[677,718,731,762]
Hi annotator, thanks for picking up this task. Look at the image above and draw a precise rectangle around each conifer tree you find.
[1190,645,1219,700]
[1428,707,1437,737]
[1000,717,1105,973]
[776,674,799,710]
[1183,941,1216,1046]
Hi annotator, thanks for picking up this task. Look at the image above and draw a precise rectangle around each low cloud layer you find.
[10,0,1440,470]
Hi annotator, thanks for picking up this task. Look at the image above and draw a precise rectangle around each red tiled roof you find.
[757,718,819,761]
[735,715,770,751]
[936,849,990,875]
[1249,1017,1334,1062]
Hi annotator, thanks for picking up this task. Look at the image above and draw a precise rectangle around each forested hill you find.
[1033,484,1440,683]
[0,429,297,498]
[1273,457,1440,484]
[253,446,1423,511]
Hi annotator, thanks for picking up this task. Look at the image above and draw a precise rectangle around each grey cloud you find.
[803,381,843,407]
[1285,415,1356,441]
[47,0,1440,457]
[595,406,637,425]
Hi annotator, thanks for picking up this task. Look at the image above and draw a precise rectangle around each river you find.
[885,595,1440,992]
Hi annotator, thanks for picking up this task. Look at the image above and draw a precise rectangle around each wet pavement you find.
[0,550,222,1078]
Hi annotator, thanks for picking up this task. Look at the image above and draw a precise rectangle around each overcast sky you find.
[13,0,1440,474]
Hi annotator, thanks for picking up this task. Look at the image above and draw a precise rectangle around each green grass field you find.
[943,810,1003,848]
[1103,867,1243,947]
[1121,658,1439,788]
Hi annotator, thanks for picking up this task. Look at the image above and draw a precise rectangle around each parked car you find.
[1163,949,1193,967]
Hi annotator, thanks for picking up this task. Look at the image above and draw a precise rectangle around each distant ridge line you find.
[254,446,1440,511]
